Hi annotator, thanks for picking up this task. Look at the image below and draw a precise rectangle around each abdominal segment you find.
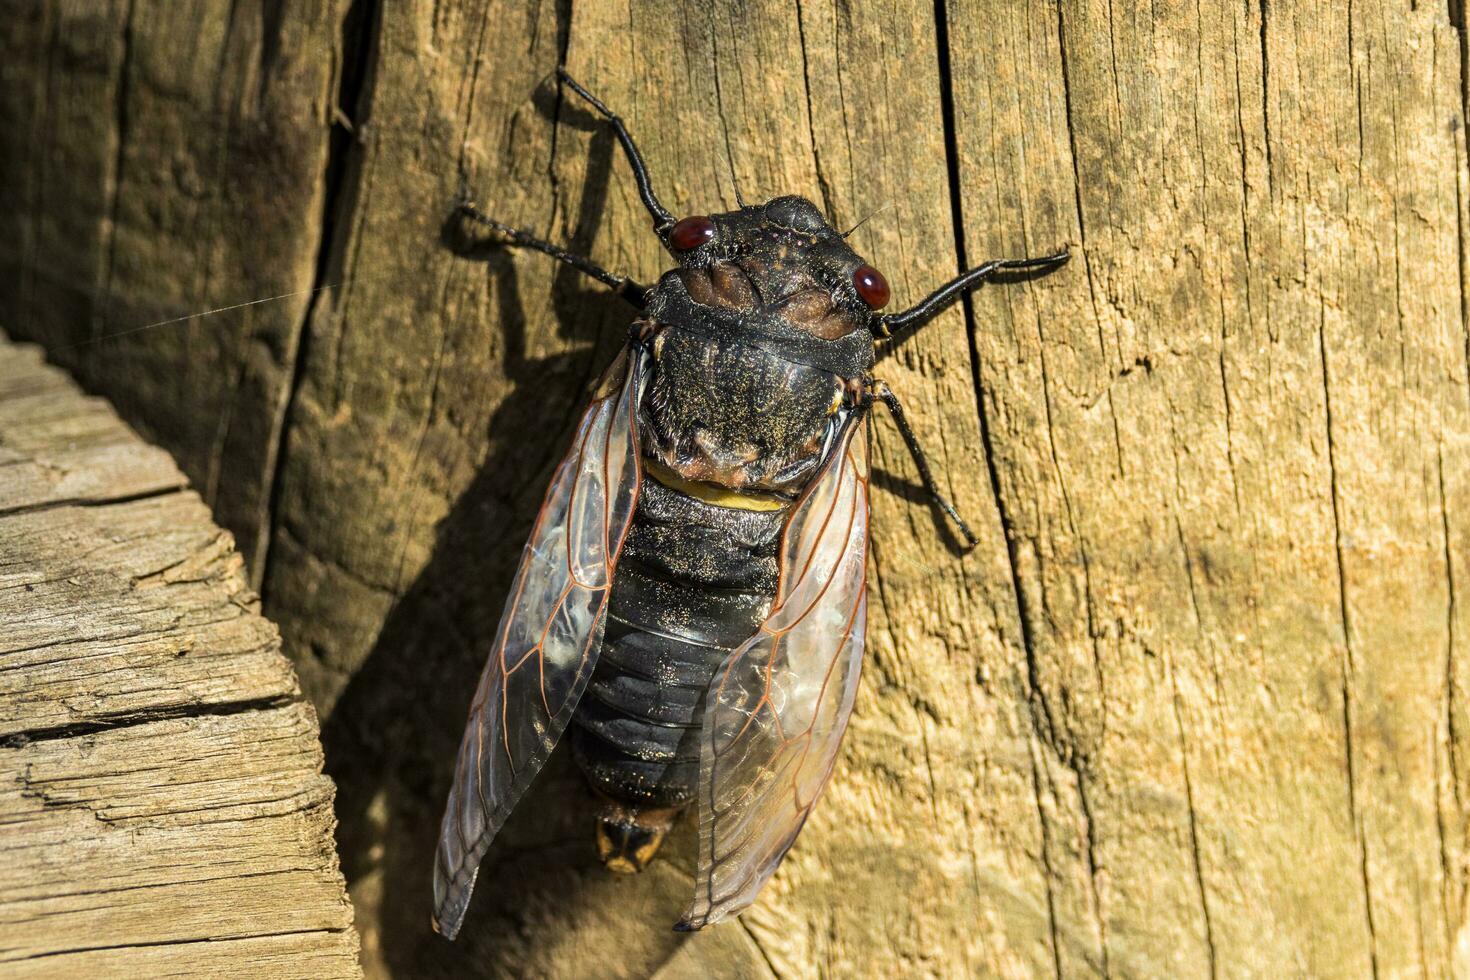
[568,476,788,867]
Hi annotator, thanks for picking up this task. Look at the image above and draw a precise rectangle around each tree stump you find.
[3,2,1470,977]
[0,337,359,977]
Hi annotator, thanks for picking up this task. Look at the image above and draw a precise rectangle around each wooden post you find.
[0,338,359,976]
[2,2,1469,976]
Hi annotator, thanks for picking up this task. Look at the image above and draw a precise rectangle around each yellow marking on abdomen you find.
[643,458,789,512]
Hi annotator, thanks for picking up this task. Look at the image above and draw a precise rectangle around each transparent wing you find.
[680,415,870,930]
[433,349,645,939]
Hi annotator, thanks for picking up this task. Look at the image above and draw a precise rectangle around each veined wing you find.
[433,348,646,939]
[679,413,870,930]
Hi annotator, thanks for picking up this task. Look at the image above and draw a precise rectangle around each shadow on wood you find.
[318,103,769,974]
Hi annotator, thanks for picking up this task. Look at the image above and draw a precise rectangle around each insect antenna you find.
[840,203,893,239]
[877,248,1070,342]
[870,380,979,549]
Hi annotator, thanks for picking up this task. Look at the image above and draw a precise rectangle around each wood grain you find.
[0,0,348,580]
[4,1,1470,977]
[0,337,359,977]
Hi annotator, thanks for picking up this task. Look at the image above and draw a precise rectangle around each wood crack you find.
[1456,1,1470,421]
[1440,442,1464,815]
[705,6,744,206]
[1318,299,1380,979]
[793,0,838,225]
[934,1,1069,974]
[736,918,781,979]
[0,483,187,520]
[1258,0,1275,195]
[1169,653,1220,980]
[6,926,352,965]
[94,0,136,354]
[255,0,380,594]
[3,694,301,748]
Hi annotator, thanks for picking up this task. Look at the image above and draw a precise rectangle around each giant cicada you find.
[433,71,1067,935]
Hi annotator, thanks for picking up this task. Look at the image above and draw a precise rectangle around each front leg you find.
[868,378,979,549]
[877,248,1071,341]
[454,196,650,310]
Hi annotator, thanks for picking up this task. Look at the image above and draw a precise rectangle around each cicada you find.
[433,71,1067,935]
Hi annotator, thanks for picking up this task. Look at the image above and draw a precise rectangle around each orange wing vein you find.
[433,349,645,938]
[680,414,870,929]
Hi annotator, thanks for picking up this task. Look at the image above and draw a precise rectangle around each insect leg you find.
[878,248,1070,341]
[871,380,979,549]
[557,69,677,234]
[455,200,649,308]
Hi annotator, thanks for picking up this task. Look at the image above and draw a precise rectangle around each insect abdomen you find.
[569,477,787,808]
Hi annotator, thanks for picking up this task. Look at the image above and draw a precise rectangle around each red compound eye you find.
[853,264,890,309]
[669,215,716,250]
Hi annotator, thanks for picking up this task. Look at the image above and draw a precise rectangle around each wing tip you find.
[432,899,467,941]
[672,917,701,933]
[431,863,477,942]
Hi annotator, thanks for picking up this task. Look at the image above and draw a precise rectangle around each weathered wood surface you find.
[5,1,1470,977]
[0,0,344,582]
[0,337,360,977]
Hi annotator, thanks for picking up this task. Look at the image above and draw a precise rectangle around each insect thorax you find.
[638,197,878,499]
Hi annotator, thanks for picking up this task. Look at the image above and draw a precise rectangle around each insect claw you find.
[1001,245,1071,270]
[451,172,477,206]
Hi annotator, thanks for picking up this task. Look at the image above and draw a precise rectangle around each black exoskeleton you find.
[454,69,1069,874]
